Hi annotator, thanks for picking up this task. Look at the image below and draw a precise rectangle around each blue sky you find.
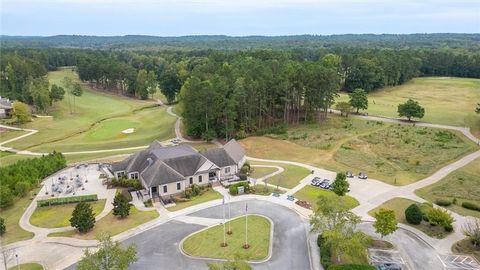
[1,0,479,36]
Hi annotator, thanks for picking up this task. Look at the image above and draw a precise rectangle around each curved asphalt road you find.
[66,200,311,270]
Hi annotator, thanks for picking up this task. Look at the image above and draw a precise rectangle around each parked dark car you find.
[358,172,368,179]
[376,263,402,270]
[346,171,354,178]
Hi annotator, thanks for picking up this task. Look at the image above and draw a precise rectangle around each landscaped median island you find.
[181,215,272,261]
[416,157,480,218]
[48,207,159,239]
[293,185,359,210]
[368,198,453,239]
[6,263,44,270]
[30,199,106,228]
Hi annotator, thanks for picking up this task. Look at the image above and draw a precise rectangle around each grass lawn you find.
[167,189,222,212]
[48,207,159,239]
[7,263,43,270]
[240,116,478,185]
[368,198,450,239]
[416,157,480,218]
[452,238,480,262]
[0,188,39,245]
[250,163,311,188]
[293,185,359,210]
[4,69,176,153]
[337,77,480,137]
[0,151,14,158]
[0,129,28,143]
[250,166,279,179]
[182,215,271,261]
[30,199,106,228]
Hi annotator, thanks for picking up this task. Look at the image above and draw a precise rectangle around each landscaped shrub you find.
[37,194,98,207]
[328,265,376,270]
[427,208,454,230]
[435,199,452,207]
[228,182,250,195]
[462,202,480,212]
[144,199,153,208]
[444,223,454,232]
[317,234,332,270]
[240,162,251,174]
[405,204,423,225]
[0,217,5,236]
[184,184,202,199]
[111,178,143,190]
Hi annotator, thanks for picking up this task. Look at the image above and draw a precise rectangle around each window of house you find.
[199,175,202,183]
[117,171,125,178]
[177,182,181,190]
[225,167,230,174]
[130,172,139,179]
[189,177,193,185]
[163,185,168,193]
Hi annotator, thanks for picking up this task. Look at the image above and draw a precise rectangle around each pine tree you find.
[112,193,131,218]
[70,202,96,233]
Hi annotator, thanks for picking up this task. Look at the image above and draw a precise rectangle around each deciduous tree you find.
[398,99,425,121]
[349,88,368,113]
[77,233,137,270]
[12,101,31,124]
[373,208,398,239]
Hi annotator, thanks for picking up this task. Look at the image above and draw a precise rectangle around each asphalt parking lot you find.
[439,254,480,270]
[369,248,406,267]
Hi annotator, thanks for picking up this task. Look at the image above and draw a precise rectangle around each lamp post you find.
[15,254,19,270]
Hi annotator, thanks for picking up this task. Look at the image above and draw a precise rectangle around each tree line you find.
[0,152,66,208]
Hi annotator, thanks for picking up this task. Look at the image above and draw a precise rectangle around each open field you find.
[368,198,450,239]
[240,116,478,185]
[0,188,38,244]
[182,215,271,260]
[30,199,106,228]
[250,166,279,179]
[167,189,222,212]
[4,69,176,153]
[0,129,28,143]
[293,185,359,210]
[7,263,43,270]
[48,207,159,239]
[250,163,310,188]
[416,157,480,218]
[338,77,480,137]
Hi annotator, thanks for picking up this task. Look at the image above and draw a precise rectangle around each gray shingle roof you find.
[201,148,236,167]
[140,160,185,187]
[223,139,246,163]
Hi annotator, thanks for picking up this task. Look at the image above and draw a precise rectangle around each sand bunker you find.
[122,128,135,134]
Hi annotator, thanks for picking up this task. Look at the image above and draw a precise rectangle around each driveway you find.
[65,200,312,270]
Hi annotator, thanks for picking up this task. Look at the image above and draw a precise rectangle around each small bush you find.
[435,199,452,207]
[462,202,480,212]
[228,182,250,195]
[144,199,153,208]
[0,217,5,236]
[405,204,423,225]
[427,208,454,229]
[317,234,332,270]
[111,178,142,190]
[444,223,454,232]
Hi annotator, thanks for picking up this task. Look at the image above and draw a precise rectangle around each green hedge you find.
[434,199,452,207]
[328,265,376,270]
[37,194,98,207]
[462,202,480,212]
[229,182,250,195]
[317,234,332,269]
[111,178,142,190]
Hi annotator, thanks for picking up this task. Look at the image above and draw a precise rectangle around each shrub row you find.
[37,194,98,207]
[434,199,452,207]
[111,178,142,190]
[229,182,250,195]
[462,202,480,212]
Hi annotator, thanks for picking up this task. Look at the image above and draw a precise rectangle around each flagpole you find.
[227,196,232,234]
[221,196,227,247]
[243,203,249,249]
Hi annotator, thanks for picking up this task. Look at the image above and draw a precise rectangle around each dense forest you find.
[1,34,479,138]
